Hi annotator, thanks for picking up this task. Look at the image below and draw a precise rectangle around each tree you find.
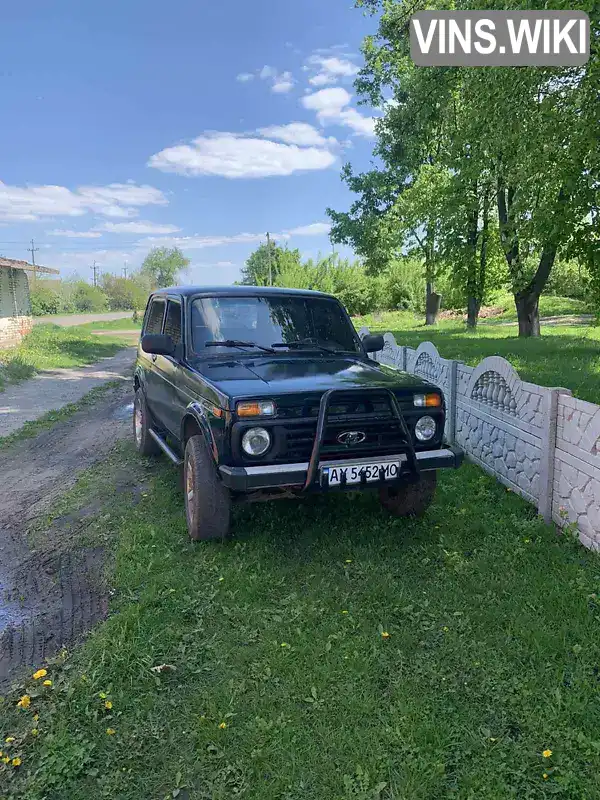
[141,247,189,289]
[241,242,302,286]
[72,282,108,312]
[347,0,599,336]
[101,273,150,311]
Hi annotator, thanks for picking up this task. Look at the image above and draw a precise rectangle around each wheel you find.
[133,388,160,456]
[379,472,437,517]
[184,434,231,541]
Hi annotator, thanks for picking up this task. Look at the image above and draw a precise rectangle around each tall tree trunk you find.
[466,186,480,329]
[424,227,440,325]
[514,292,541,337]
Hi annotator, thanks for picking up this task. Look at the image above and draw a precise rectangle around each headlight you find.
[241,427,271,456]
[237,400,276,417]
[414,415,436,442]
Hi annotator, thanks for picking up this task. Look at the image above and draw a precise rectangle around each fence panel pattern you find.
[360,328,599,551]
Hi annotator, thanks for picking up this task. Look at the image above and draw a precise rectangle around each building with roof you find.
[0,258,60,347]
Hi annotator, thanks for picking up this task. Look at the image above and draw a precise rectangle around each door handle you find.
[152,355,157,363]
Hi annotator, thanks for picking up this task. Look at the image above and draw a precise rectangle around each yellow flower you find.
[17,695,31,709]
[345,559,352,564]
[543,749,553,758]
[341,610,348,614]
[31,729,39,736]
[1,757,9,764]
[32,669,47,680]
[218,722,227,730]
[99,692,107,699]
[5,738,14,744]
[11,758,21,767]
[105,700,113,710]
[281,642,289,648]
[106,728,116,736]
[543,773,549,780]
[442,626,449,632]
[381,631,390,639]
[33,714,39,722]
[43,680,52,687]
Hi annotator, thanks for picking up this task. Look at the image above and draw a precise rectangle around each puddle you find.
[113,402,134,421]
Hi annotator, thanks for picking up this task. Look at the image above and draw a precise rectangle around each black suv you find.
[133,286,463,540]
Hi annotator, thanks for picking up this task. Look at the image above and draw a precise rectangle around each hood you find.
[192,353,432,403]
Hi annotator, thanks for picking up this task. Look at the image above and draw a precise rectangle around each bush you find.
[543,259,590,300]
[101,275,148,311]
[29,284,61,316]
[72,282,108,313]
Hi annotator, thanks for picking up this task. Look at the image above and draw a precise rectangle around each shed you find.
[0,257,60,347]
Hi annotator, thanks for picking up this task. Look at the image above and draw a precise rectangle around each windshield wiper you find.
[271,339,342,354]
[205,339,275,354]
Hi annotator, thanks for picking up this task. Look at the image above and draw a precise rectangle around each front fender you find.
[181,402,219,463]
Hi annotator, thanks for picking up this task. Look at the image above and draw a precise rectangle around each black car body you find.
[133,285,463,540]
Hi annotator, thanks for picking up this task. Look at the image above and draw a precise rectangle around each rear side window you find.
[164,300,182,346]
[144,298,166,334]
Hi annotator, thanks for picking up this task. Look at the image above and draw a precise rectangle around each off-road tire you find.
[184,434,231,541]
[133,388,160,456]
[379,472,437,518]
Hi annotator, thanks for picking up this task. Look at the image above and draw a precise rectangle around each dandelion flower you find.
[31,729,39,736]
[11,758,21,767]
[105,700,113,710]
[543,749,552,758]
[381,631,390,639]
[281,642,289,648]
[106,728,116,736]
[218,722,227,730]
[33,714,39,722]
[32,669,47,680]
[5,738,14,744]
[543,773,549,780]
[345,559,352,564]
[341,610,348,614]
[43,680,52,687]
[17,695,31,709]
[1,757,9,764]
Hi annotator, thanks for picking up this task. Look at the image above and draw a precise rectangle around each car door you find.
[151,297,188,437]
[141,296,167,419]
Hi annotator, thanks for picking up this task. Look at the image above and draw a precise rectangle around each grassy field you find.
[491,294,593,321]
[0,325,132,391]
[76,318,142,332]
[356,310,600,405]
[1,441,600,799]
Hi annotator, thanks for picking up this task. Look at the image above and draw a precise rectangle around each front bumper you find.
[219,445,464,493]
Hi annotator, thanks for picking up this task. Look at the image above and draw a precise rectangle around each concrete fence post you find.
[538,387,570,522]
[446,360,458,445]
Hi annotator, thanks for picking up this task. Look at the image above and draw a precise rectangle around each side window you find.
[164,300,182,346]
[144,298,166,334]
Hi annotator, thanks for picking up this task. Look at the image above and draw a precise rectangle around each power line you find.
[28,238,39,284]
[123,261,129,279]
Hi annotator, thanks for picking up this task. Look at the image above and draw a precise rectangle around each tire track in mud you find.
[0,380,137,688]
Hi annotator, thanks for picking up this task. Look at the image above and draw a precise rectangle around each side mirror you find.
[141,333,175,357]
[362,334,384,354]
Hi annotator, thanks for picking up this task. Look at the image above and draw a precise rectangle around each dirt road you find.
[33,311,134,327]
[0,382,138,688]
[0,348,135,438]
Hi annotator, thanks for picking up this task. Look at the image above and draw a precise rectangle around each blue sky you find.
[0,1,379,285]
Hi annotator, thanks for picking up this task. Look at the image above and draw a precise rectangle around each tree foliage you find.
[141,247,189,289]
[330,0,600,335]
[241,241,302,286]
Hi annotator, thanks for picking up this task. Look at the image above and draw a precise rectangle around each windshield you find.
[191,295,361,356]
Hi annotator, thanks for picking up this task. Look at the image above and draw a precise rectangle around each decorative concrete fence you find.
[359,328,600,551]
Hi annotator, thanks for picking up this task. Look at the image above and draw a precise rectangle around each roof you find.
[152,284,334,299]
[0,257,60,275]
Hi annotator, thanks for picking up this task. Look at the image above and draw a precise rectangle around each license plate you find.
[321,461,400,487]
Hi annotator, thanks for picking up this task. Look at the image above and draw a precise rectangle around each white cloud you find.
[148,132,336,179]
[236,72,254,82]
[137,231,282,250]
[97,220,181,234]
[260,65,277,79]
[301,88,376,138]
[307,55,360,87]
[0,181,167,222]
[287,222,332,237]
[47,229,102,238]
[272,71,295,94]
[257,122,335,148]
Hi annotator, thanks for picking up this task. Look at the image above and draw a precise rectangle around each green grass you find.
[1,444,600,799]
[355,310,600,405]
[486,293,593,321]
[75,318,142,332]
[0,325,132,391]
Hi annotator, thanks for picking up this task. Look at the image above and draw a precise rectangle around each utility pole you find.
[91,260,99,287]
[266,232,273,286]
[28,238,39,286]
[123,260,129,279]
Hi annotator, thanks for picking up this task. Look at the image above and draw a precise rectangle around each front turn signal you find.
[236,400,276,417]
[413,393,442,408]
